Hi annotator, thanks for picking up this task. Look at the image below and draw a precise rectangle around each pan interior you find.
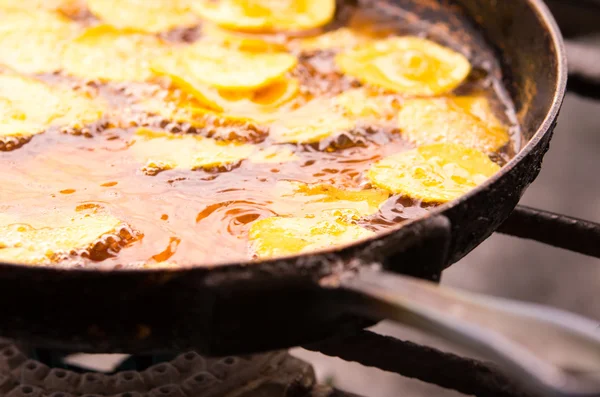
[0,0,562,270]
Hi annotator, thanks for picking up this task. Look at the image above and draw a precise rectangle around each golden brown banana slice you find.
[295,28,372,52]
[367,143,501,203]
[249,209,375,259]
[62,25,167,82]
[397,96,510,152]
[192,0,335,33]
[0,211,135,266]
[87,0,198,33]
[270,88,397,144]
[130,128,255,175]
[0,0,81,13]
[151,43,297,92]
[0,74,106,150]
[153,60,300,119]
[0,9,78,74]
[336,36,471,96]
[273,181,390,216]
[201,23,288,52]
[334,88,399,119]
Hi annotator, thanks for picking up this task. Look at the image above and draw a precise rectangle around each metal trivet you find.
[0,342,357,397]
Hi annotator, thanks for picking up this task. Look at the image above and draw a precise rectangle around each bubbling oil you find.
[0,1,520,268]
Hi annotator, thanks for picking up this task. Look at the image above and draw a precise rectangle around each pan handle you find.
[337,266,600,397]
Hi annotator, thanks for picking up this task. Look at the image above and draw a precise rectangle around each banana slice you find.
[62,25,167,82]
[397,96,510,152]
[295,28,372,52]
[272,181,390,216]
[87,0,198,33]
[270,88,397,144]
[0,211,135,266]
[0,74,106,149]
[334,88,399,119]
[201,23,288,52]
[367,143,500,203]
[152,43,297,91]
[133,92,207,127]
[0,0,81,13]
[249,209,375,259]
[192,0,335,33]
[153,58,299,117]
[130,128,255,175]
[336,36,471,96]
[269,102,355,144]
[0,9,78,74]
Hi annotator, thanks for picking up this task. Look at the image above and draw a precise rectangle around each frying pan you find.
[1,0,600,396]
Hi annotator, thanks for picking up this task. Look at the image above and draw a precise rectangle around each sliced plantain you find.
[334,87,399,119]
[367,143,501,203]
[270,88,397,144]
[269,101,355,144]
[86,0,198,33]
[0,74,106,149]
[192,0,335,33]
[295,27,372,52]
[62,25,168,82]
[0,0,82,13]
[249,208,375,259]
[336,36,471,96]
[397,96,510,152]
[201,23,288,52]
[0,9,79,74]
[151,43,297,92]
[272,181,390,216]
[0,210,134,266]
[130,128,255,175]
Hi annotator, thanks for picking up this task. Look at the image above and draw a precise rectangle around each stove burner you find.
[0,342,352,397]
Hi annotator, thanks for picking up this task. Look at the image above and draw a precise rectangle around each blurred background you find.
[293,1,600,395]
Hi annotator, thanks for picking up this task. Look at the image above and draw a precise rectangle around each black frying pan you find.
[1,1,600,397]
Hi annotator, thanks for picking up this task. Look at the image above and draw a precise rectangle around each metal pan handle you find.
[339,268,600,397]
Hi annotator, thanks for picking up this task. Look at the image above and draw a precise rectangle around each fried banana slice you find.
[334,88,399,119]
[151,43,297,91]
[249,209,375,259]
[87,0,198,33]
[0,0,81,13]
[153,59,299,120]
[0,212,135,266]
[130,128,255,175]
[269,88,397,144]
[397,96,510,152]
[273,181,390,216]
[295,28,372,52]
[62,25,167,82]
[0,9,78,74]
[367,143,500,203]
[336,37,471,96]
[269,104,355,144]
[201,23,288,52]
[192,0,335,33]
[0,74,106,150]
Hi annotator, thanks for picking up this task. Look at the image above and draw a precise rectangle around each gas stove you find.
[2,1,600,397]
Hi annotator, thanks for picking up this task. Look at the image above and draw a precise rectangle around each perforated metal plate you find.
[0,342,354,397]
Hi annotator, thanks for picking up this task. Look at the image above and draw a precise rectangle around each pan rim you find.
[0,0,568,275]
